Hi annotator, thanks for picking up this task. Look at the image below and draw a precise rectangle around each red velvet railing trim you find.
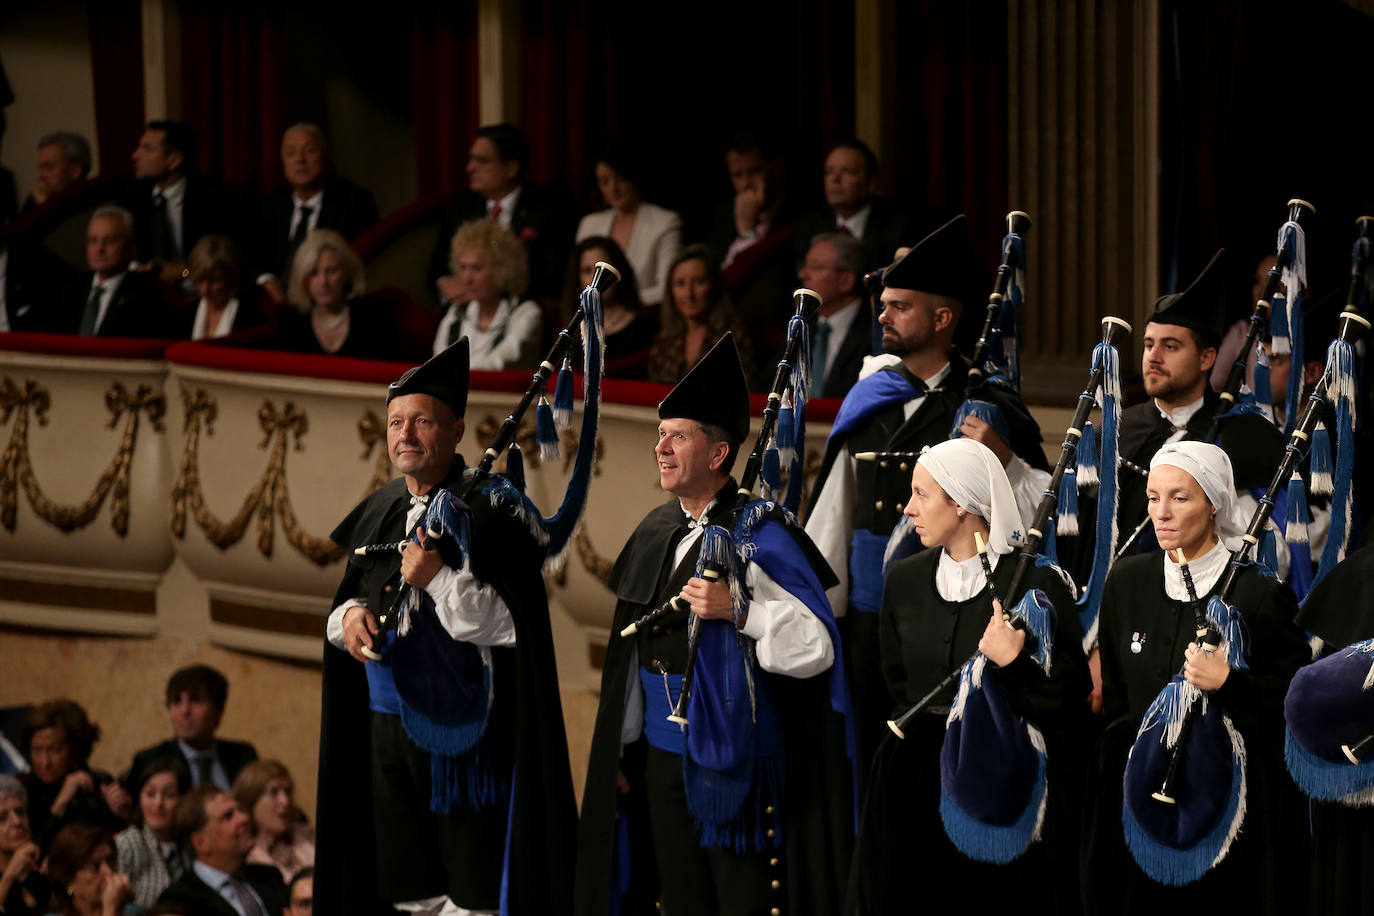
[0,332,174,360]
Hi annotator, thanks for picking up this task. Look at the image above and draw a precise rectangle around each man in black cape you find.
[803,215,1051,788]
[574,334,855,916]
[315,339,576,916]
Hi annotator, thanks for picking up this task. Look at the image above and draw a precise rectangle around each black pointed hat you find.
[387,338,470,418]
[1149,249,1228,347]
[882,214,978,304]
[657,332,751,443]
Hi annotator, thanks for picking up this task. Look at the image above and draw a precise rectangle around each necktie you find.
[195,754,214,786]
[836,223,853,235]
[812,320,832,395]
[283,205,314,276]
[78,284,103,335]
[227,878,266,916]
[151,191,180,261]
[488,201,501,222]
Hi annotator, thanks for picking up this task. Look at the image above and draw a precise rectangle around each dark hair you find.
[659,244,730,334]
[147,120,197,169]
[288,866,315,897]
[561,236,643,319]
[696,420,742,476]
[38,131,93,177]
[172,782,226,847]
[130,755,192,827]
[475,123,530,179]
[725,129,774,161]
[593,139,643,189]
[46,823,114,915]
[21,699,100,767]
[829,138,880,178]
[165,664,229,710]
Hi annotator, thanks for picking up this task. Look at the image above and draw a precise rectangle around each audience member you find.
[22,131,92,212]
[432,220,542,369]
[44,824,136,916]
[429,123,569,304]
[231,761,313,883]
[0,237,75,333]
[0,776,47,916]
[574,145,681,306]
[647,244,755,386]
[561,236,658,372]
[157,784,286,916]
[284,867,311,916]
[273,228,402,360]
[18,701,123,850]
[705,131,798,351]
[113,756,192,909]
[124,665,258,801]
[57,206,173,338]
[181,235,272,340]
[793,139,913,273]
[255,123,380,299]
[121,120,241,289]
[797,231,873,397]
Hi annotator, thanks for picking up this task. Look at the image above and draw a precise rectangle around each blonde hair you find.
[187,234,243,287]
[449,219,529,300]
[287,228,365,311]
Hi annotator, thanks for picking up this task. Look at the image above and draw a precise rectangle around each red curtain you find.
[88,0,146,179]
[411,4,481,199]
[179,3,288,193]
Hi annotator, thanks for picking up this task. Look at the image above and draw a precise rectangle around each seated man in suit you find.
[428,122,569,305]
[58,205,172,337]
[159,783,286,916]
[254,123,380,302]
[0,236,74,333]
[793,138,913,275]
[21,130,92,212]
[798,231,873,398]
[122,665,258,802]
[123,120,241,290]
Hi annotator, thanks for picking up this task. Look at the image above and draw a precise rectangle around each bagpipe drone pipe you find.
[1121,280,1370,885]
[884,316,1132,863]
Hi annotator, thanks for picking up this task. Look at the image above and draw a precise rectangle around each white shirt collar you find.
[155,176,188,207]
[818,297,861,339]
[1153,394,1206,432]
[293,188,323,209]
[1163,538,1229,602]
[836,202,872,239]
[935,548,998,602]
[488,187,521,228]
[192,297,241,340]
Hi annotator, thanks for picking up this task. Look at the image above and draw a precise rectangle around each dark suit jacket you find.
[257,174,380,279]
[813,300,873,398]
[427,184,570,303]
[120,174,244,264]
[57,271,178,338]
[158,862,286,916]
[123,737,258,794]
[3,242,75,332]
[177,288,275,340]
[705,194,801,360]
[792,196,915,274]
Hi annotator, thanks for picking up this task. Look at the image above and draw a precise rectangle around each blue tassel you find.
[1253,344,1274,417]
[1057,466,1079,537]
[776,392,795,468]
[552,357,575,431]
[504,443,526,495]
[1076,420,1099,490]
[1205,594,1251,671]
[1310,421,1333,497]
[1256,529,1280,580]
[536,396,559,462]
[1077,341,1123,650]
[761,445,782,495]
[950,399,1014,450]
[1269,294,1291,356]
[1287,472,1309,545]
[1314,339,1358,586]
[1043,517,1059,566]
[1283,292,1305,437]
[1012,588,1056,674]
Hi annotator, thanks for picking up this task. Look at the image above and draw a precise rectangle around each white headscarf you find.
[1149,441,1247,551]
[916,438,1023,554]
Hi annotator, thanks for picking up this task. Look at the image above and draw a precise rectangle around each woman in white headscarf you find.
[1084,440,1310,914]
[848,437,1089,914]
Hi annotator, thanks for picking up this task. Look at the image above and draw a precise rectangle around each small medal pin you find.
[1130,631,1146,654]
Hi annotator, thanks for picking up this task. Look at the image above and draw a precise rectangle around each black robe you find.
[1293,540,1374,915]
[804,353,1051,797]
[847,548,1089,915]
[314,460,576,916]
[1085,552,1310,915]
[574,483,853,916]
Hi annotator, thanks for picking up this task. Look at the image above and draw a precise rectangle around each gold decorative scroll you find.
[171,386,370,567]
[0,377,165,535]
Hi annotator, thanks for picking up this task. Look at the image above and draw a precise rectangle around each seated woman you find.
[1085,441,1310,914]
[180,235,271,341]
[850,438,1088,915]
[18,701,123,850]
[113,756,191,909]
[560,236,658,375]
[646,244,754,386]
[433,220,542,370]
[232,760,314,882]
[274,228,401,360]
[575,145,682,307]
[0,775,48,916]
[44,823,135,916]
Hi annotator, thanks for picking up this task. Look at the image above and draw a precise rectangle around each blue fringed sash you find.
[1076,341,1123,649]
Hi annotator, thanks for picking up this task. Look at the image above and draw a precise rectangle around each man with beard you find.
[803,215,1050,789]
